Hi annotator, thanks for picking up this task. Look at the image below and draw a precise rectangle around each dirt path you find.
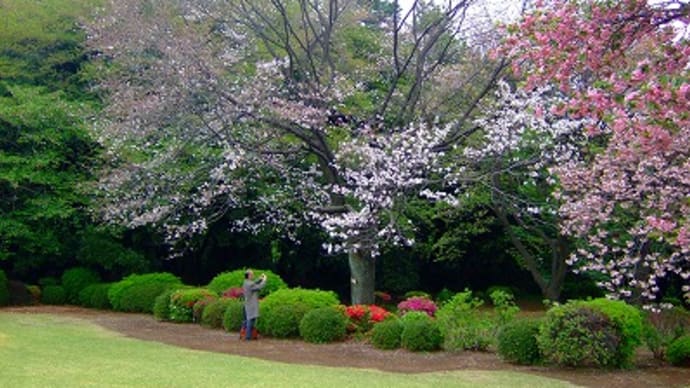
[3,306,689,387]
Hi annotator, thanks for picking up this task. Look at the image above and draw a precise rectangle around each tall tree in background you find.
[86,0,505,303]
[468,81,590,300]
[0,0,98,275]
[502,0,690,305]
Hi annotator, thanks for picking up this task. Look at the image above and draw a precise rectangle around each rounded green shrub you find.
[61,267,100,304]
[401,318,443,352]
[0,269,9,306]
[41,285,66,305]
[193,297,218,323]
[153,289,176,321]
[207,269,287,297]
[497,319,542,365]
[257,288,340,338]
[400,311,433,324]
[222,298,245,332]
[260,303,309,338]
[667,335,690,367]
[538,302,622,367]
[78,283,112,309]
[580,298,643,367]
[299,307,347,343]
[371,319,404,350]
[200,298,233,329]
[169,288,218,323]
[108,272,183,313]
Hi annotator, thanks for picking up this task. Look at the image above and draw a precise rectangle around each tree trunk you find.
[348,250,375,304]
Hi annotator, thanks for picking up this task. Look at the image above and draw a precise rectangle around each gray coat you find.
[243,278,266,320]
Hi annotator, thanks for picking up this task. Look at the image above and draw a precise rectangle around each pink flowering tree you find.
[501,0,690,305]
[85,0,506,304]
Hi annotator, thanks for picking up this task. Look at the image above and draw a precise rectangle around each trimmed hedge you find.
[78,283,112,309]
[108,273,183,313]
[0,269,9,306]
[222,298,245,332]
[299,307,348,343]
[257,288,340,338]
[169,288,218,323]
[61,267,100,304]
[200,298,234,329]
[537,299,642,368]
[370,319,404,350]
[207,269,287,297]
[667,335,690,367]
[153,289,176,321]
[401,318,443,352]
[41,285,66,305]
[581,298,643,367]
[497,319,542,365]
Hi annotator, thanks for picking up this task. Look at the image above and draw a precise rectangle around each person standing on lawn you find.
[242,269,266,340]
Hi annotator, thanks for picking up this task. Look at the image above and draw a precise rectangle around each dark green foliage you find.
[401,318,443,352]
[403,290,431,299]
[257,288,340,337]
[207,269,287,297]
[38,277,59,287]
[561,275,605,300]
[370,319,404,350]
[667,335,690,367]
[153,289,175,321]
[435,288,454,306]
[8,280,33,305]
[222,298,245,332]
[76,227,151,277]
[538,302,628,368]
[200,298,234,329]
[108,273,183,313]
[299,307,348,343]
[168,288,218,323]
[497,319,542,365]
[61,267,100,304]
[0,269,9,306]
[78,283,112,309]
[436,291,493,351]
[41,285,66,305]
[643,307,690,359]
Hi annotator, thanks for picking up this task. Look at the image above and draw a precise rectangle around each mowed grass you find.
[0,313,578,388]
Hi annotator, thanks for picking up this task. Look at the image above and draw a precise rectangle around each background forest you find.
[0,0,687,308]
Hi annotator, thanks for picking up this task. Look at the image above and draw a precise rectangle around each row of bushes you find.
[496,299,690,368]
[3,266,690,367]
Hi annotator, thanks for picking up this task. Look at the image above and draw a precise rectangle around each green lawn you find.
[0,313,578,387]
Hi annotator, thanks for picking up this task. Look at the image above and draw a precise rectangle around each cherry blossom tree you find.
[501,0,690,305]
[86,0,505,303]
[467,81,591,300]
